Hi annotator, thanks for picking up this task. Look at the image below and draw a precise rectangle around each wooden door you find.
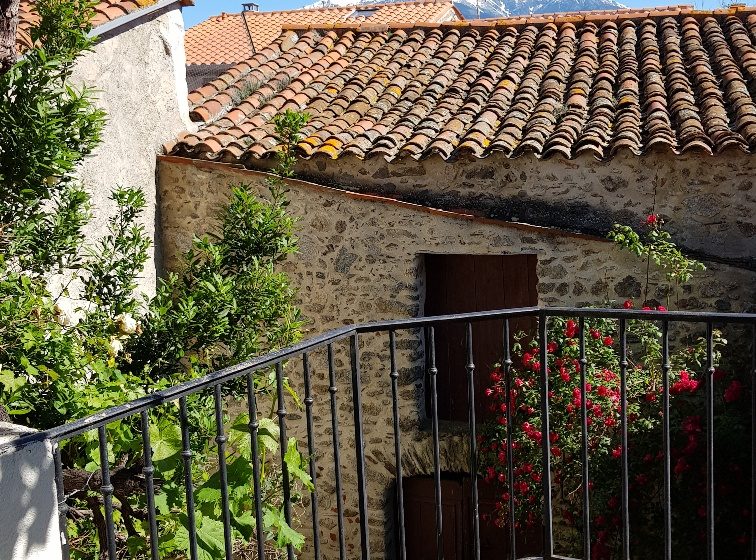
[404,477,465,560]
[424,254,538,422]
[401,475,543,559]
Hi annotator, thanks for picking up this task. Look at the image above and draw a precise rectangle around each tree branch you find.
[0,0,20,75]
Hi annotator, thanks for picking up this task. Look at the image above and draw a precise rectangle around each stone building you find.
[17,0,194,294]
[160,5,756,558]
[184,0,462,89]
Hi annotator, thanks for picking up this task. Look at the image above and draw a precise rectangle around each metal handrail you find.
[1,306,754,560]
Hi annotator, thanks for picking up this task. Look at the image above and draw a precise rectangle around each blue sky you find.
[184,0,723,28]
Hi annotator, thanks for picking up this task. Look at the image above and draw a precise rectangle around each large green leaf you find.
[149,417,182,478]
[263,506,305,551]
[150,419,182,461]
[284,437,313,491]
[196,516,226,560]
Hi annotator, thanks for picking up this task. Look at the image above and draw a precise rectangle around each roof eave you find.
[88,0,193,40]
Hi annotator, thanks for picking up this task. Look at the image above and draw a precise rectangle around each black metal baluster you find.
[661,321,672,560]
[389,330,407,560]
[619,318,630,560]
[97,426,117,560]
[140,411,159,560]
[578,318,590,560]
[503,320,516,560]
[179,397,199,560]
[351,334,371,560]
[752,325,755,560]
[705,322,715,560]
[538,313,553,559]
[53,443,70,560]
[275,362,295,560]
[428,326,444,560]
[246,372,266,560]
[328,344,347,560]
[214,385,234,560]
[466,323,481,560]
[303,352,322,559]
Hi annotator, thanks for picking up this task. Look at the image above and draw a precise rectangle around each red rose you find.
[646,214,659,225]
[603,335,613,346]
[623,299,634,309]
[724,380,743,403]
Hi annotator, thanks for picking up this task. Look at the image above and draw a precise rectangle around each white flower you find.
[107,338,123,356]
[53,304,71,327]
[115,313,138,335]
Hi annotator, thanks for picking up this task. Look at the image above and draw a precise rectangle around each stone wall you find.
[283,150,756,271]
[72,6,193,296]
[157,156,755,559]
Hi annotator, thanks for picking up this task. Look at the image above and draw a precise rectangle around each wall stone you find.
[72,7,193,296]
[286,151,756,270]
[157,157,755,559]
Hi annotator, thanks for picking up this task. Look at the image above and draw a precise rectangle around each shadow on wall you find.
[0,424,62,560]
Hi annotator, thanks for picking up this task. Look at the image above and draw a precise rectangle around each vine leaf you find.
[264,506,305,550]
[284,437,313,491]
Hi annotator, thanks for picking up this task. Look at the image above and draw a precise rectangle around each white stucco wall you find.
[0,425,61,560]
[72,6,194,295]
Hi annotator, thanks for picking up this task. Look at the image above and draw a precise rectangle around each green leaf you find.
[149,418,182,478]
[196,516,226,560]
[232,510,255,541]
[264,506,306,551]
[194,483,221,505]
[149,419,182,461]
[284,437,313,491]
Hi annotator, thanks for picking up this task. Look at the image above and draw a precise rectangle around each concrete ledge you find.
[0,423,63,560]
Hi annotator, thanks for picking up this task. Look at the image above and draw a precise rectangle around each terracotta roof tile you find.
[171,5,756,163]
[17,0,187,50]
[185,0,460,65]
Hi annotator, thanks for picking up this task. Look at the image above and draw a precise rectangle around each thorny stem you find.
[644,178,659,305]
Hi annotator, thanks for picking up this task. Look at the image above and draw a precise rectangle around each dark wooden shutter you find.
[401,476,543,559]
[424,254,538,422]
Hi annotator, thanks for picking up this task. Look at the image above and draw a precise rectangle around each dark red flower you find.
[724,380,743,403]
[623,299,634,309]
[646,214,659,225]
[671,370,699,394]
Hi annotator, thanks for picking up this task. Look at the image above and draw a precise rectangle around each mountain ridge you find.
[302,0,627,18]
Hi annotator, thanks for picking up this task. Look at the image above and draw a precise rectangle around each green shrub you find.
[0,1,312,556]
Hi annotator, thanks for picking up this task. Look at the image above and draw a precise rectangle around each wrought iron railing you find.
[1,307,755,560]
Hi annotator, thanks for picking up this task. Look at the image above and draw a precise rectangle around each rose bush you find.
[480,312,751,558]
[479,211,752,558]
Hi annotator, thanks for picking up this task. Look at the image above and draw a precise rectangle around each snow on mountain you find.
[302,0,626,18]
